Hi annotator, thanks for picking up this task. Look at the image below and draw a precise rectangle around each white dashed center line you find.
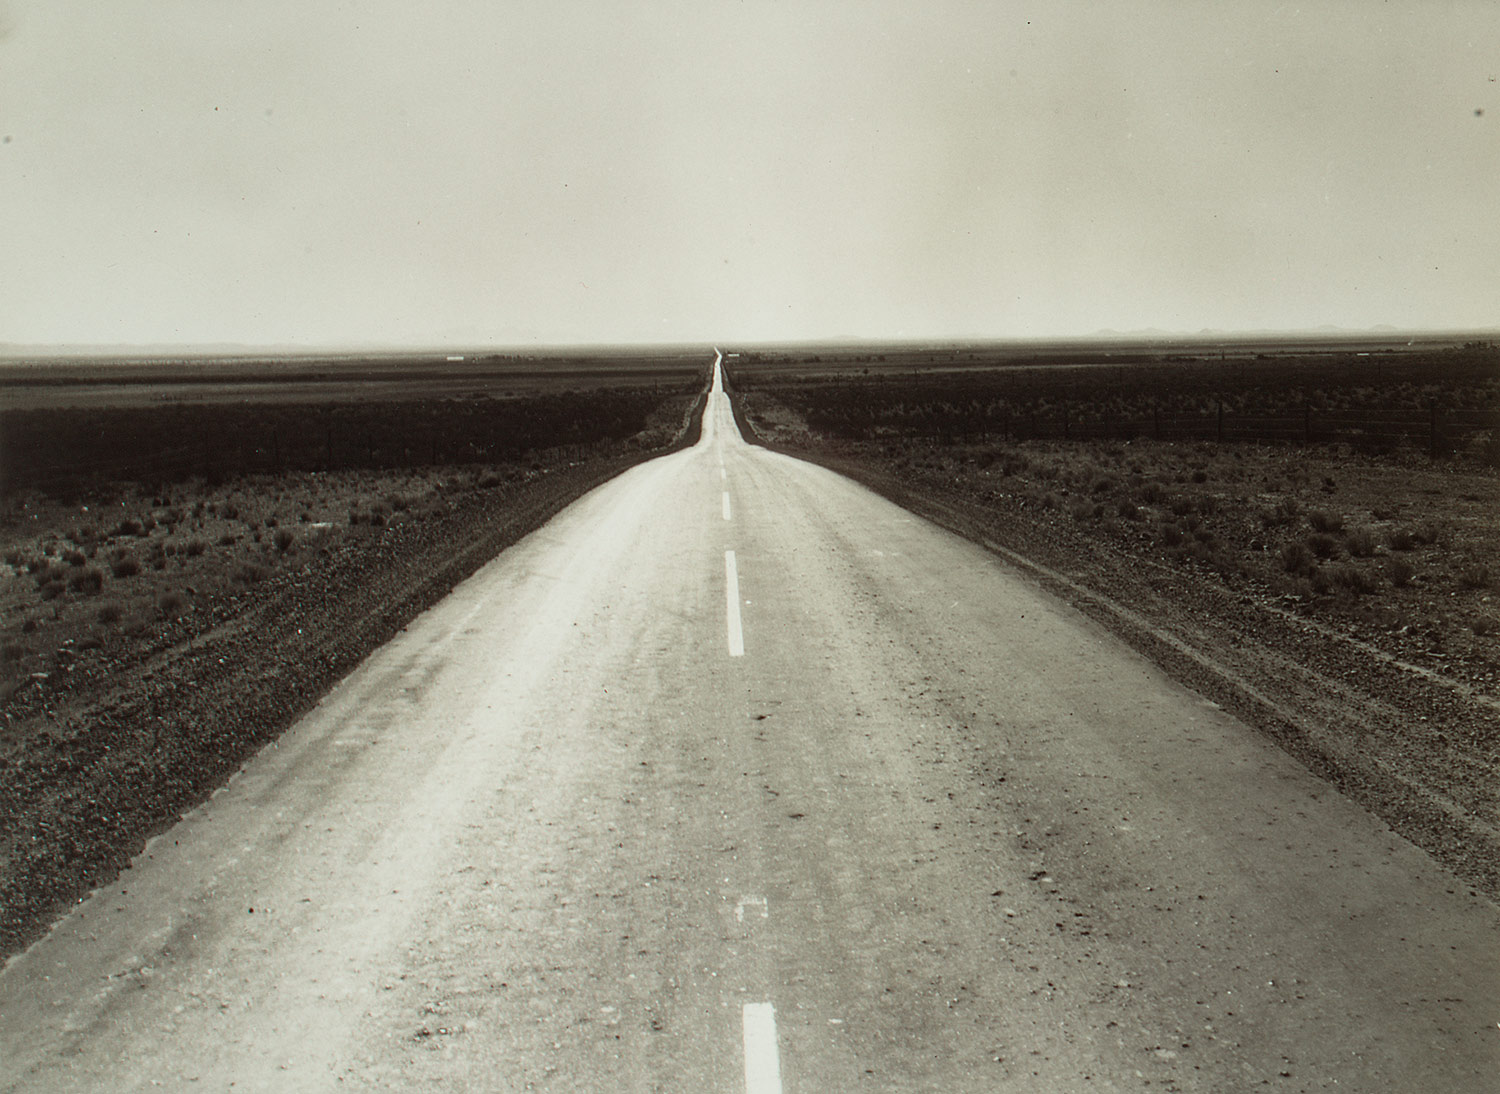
[723,491,732,520]
[725,550,744,657]
[742,1002,782,1094]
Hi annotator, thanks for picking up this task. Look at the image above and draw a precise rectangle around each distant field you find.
[724,338,1500,459]
[0,351,711,499]
[719,331,1488,378]
[0,347,712,410]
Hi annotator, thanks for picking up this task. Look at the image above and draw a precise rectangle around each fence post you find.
[1216,402,1224,444]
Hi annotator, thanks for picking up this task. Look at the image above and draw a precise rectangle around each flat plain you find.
[726,338,1500,903]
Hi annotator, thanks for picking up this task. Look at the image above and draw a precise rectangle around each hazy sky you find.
[2,1,1496,347]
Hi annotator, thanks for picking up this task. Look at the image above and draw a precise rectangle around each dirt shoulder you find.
[0,388,707,957]
[730,387,1500,902]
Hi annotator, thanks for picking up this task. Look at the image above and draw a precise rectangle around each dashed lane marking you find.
[743,1002,782,1094]
[735,895,767,922]
[725,550,744,657]
[723,491,732,520]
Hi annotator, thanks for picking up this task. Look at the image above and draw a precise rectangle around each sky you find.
[1,1,1496,348]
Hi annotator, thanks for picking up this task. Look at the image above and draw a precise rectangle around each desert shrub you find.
[67,568,104,595]
[1344,528,1377,558]
[97,602,124,625]
[221,503,239,520]
[233,562,269,585]
[77,633,104,651]
[111,555,141,579]
[217,533,236,546]
[1191,468,1208,484]
[1307,533,1341,560]
[1169,496,1195,516]
[1174,538,1221,567]
[1458,564,1492,590]
[1277,574,1316,601]
[1091,477,1117,495]
[1117,500,1142,521]
[185,538,207,557]
[1068,499,1096,522]
[1472,615,1496,636]
[1139,481,1166,505]
[1265,497,1299,526]
[37,579,64,601]
[1160,522,1185,547]
[273,528,295,553]
[1389,559,1415,588]
[1308,510,1344,534]
[33,562,67,588]
[62,548,87,567]
[1281,541,1314,574]
[1309,567,1333,595]
[1388,528,1418,552]
[1332,563,1380,595]
[2,549,24,567]
[1,641,25,664]
[113,518,144,537]
[158,591,185,617]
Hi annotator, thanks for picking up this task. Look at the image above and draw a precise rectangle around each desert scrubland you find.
[725,340,1500,900]
[0,353,707,954]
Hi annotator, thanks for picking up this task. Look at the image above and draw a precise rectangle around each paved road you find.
[2,355,1496,1091]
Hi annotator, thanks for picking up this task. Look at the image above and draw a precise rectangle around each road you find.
[2,354,1496,1091]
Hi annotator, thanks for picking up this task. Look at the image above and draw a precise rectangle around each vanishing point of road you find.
[2,354,1495,1091]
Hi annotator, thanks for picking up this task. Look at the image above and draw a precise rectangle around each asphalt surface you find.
[2,356,1496,1091]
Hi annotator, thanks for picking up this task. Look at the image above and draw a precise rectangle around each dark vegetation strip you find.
[728,344,1500,460]
[0,386,692,500]
[0,383,708,956]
